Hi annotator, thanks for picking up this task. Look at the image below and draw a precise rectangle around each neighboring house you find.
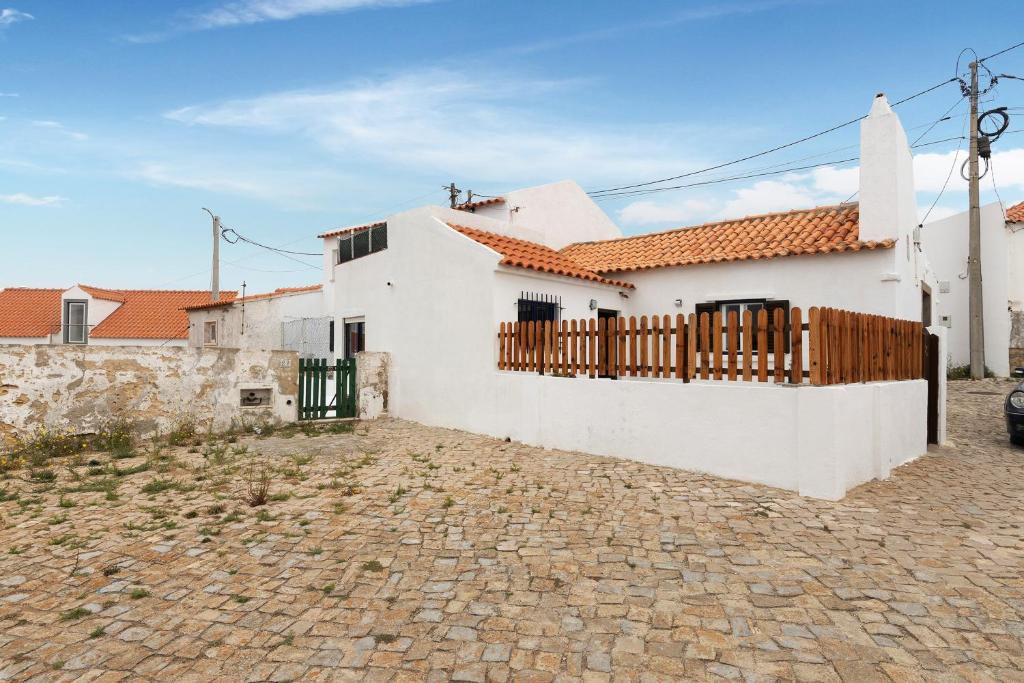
[0,285,232,347]
[184,285,327,356]
[920,200,1024,376]
[320,93,936,387]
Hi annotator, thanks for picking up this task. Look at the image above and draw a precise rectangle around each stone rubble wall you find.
[0,345,299,442]
[356,351,389,420]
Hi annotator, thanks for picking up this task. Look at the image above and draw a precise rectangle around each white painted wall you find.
[187,289,324,351]
[919,202,1010,375]
[0,337,49,345]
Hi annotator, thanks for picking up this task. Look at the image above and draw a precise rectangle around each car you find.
[1006,382,1024,446]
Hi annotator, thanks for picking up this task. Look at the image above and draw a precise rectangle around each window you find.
[203,321,218,346]
[344,320,365,359]
[328,320,335,353]
[338,223,387,264]
[516,292,560,325]
[63,300,88,344]
[697,299,790,353]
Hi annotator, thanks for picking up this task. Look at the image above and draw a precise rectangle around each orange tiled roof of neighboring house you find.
[89,289,237,339]
[449,224,634,289]
[456,197,504,212]
[183,285,321,311]
[0,288,65,337]
[317,221,385,239]
[1007,201,1024,224]
[560,203,893,274]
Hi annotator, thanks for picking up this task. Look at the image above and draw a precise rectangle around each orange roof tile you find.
[1007,201,1024,224]
[456,197,504,212]
[89,289,237,339]
[560,203,892,273]
[449,224,634,289]
[0,288,64,337]
[184,285,321,311]
[317,221,384,239]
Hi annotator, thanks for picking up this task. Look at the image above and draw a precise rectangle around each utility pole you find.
[203,208,221,302]
[967,60,986,379]
[446,182,461,209]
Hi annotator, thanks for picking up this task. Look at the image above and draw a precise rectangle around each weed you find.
[255,510,275,522]
[442,496,454,509]
[243,460,271,507]
[388,485,407,503]
[307,546,323,556]
[207,504,226,515]
[140,479,191,495]
[51,660,64,671]
[373,633,397,644]
[129,588,149,600]
[233,595,250,604]
[165,414,198,447]
[31,469,57,483]
[184,509,198,519]
[59,607,90,621]
[102,565,119,577]
[89,626,105,638]
[269,491,291,502]
[57,495,75,509]
[361,560,384,572]
[93,415,137,453]
[322,583,335,594]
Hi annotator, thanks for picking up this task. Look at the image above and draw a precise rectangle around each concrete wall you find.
[920,202,1010,375]
[0,345,298,442]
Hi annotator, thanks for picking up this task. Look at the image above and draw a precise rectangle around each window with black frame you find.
[516,292,561,354]
[696,299,790,353]
[338,223,387,264]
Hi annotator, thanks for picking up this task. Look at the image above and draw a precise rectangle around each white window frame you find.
[64,300,88,344]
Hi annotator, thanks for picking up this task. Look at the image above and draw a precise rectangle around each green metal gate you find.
[298,358,356,420]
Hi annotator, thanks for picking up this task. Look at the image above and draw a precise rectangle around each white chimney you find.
[858,93,917,244]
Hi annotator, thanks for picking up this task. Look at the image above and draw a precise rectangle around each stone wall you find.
[1010,311,1024,373]
[0,345,298,442]
[356,351,389,419]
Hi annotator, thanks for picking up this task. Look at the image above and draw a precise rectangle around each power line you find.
[220,227,322,257]
[980,40,1024,63]
[586,77,959,197]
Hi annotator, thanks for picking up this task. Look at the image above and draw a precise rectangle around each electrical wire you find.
[920,110,969,226]
[980,40,1024,63]
[585,77,959,197]
[220,227,321,257]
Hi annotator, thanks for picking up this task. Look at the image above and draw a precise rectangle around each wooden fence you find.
[497,307,923,386]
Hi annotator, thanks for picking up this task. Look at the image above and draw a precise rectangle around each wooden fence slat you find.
[628,316,637,376]
[650,315,660,378]
[712,310,723,380]
[790,307,803,384]
[588,318,597,378]
[773,307,785,383]
[560,321,568,375]
[639,315,649,378]
[726,310,738,381]
[608,316,618,377]
[662,315,672,378]
[757,308,768,382]
[498,322,506,370]
[675,313,685,379]
[614,317,622,376]
[687,313,697,380]
[742,309,753,382]
[597,317,607,377]
[808,307,821,384]
[699,312,710,380]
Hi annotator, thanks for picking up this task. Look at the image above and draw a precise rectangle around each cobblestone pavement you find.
[0,380,1022,682]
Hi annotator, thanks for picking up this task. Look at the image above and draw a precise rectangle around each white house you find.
[310,93,937,500]
[0,285,231,347]
[921,200,1024,376]
[184,285,327,356]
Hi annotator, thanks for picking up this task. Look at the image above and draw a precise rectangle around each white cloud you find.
[0,8,32,27]
[165,69,694,186]
[30,119,88,141]
[0,192,65,206]
[618,198,715,226]
[192,0,434,29]
[0,92,19,97]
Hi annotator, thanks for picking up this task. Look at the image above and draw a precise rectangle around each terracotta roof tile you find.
[1007,201,1024,223]
[560,203,893,273]
[89,289,237,339]
[317,221,384,239]
[184,285,320,311]
[0,288,64,337]
[456,197,504,212]
[449,224,634,289]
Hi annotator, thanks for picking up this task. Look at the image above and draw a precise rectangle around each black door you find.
[923,331,940,444]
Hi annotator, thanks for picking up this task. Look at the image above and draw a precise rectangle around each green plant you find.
[129,588,149,600]
[59,607,90,621]
[361,560,384,572]
[93,415,137,453]
[89,626,105,638]
[947,361,995,380]
[165,414,198,447]
[442,496,454,509]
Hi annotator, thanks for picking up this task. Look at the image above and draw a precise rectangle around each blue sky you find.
[2,0,1023,293]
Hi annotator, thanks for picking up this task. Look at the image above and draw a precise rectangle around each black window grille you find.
[516,292,561,325]
[337,223,387,264]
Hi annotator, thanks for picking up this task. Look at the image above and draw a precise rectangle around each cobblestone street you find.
[0,380,1021,682]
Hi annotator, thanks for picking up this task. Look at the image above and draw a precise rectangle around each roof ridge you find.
[0,287,66,292]
[563,202,859,251]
